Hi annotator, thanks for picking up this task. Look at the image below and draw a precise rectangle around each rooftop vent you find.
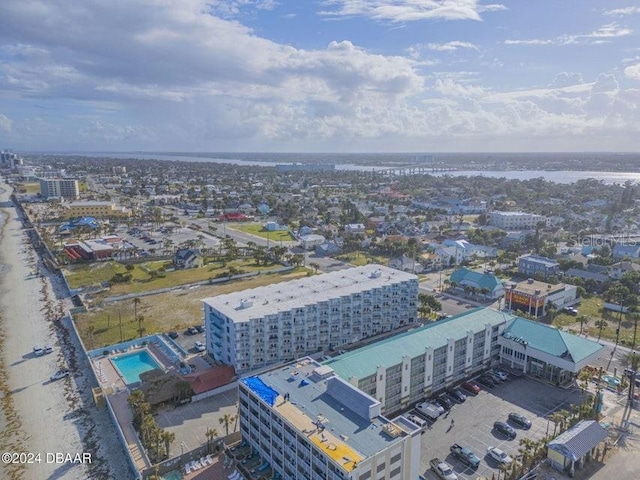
[370,270,382,279]
[239,299,253,309]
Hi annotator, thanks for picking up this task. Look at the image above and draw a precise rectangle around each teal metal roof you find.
[502,317,603,363]
[449,267,501,291]
[325,308,514,380]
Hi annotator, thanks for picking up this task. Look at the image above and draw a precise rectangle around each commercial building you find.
[499,317,603,384]
[518,254,560,278]
[202,265,418,374]
[239,357,421,480]
[505,278,577,316]
[325,308,507,415]
[61,201,131,219]
[39,178,80,200]
[489,211,547,230]
[449,267,505,300]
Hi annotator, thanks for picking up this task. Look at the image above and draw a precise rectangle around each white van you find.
[407,413,428,429]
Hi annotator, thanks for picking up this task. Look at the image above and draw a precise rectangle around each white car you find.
[487,446,513,465]
[50,369,70,381]
[194,341,206,352]
[493,370,508,381]
[33,346,45,356]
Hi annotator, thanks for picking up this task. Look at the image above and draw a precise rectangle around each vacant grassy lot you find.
[63,258,280,293]
[230,223,294,242]
[335,251,390,267]
[74,268,311,348]
[16,182,40,194]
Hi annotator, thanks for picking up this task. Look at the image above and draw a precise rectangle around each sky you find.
[0,0,639,153]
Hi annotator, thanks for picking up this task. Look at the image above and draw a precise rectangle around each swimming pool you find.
[111,350,161,384]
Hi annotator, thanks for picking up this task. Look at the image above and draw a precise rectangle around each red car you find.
[461,381,481,395]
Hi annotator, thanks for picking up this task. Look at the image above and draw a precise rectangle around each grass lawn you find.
[63,258,282,293]
[335,251,390,267]
[230,223,294,242]
[552,296,638,346]
[74,268,311,348]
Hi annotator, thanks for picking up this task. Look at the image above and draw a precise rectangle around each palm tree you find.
[309,262,320,274]
[163,430,175,458]
[548,411,564,437]
[133,297,142,325]
[205,427,218,453]
[219,413,233,436]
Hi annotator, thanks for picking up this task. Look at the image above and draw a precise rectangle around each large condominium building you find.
[239,357,421,480]
[202,265,418,373]
[39,178,79,200]
[325,308,507,415]
[488,211,547,230]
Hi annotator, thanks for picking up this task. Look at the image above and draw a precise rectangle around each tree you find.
[205,427,218,453]
[133,297,142,325]
[162,430,175,458]
[309,262,320,274]
[219,413,234,436]
[595,319,608,341]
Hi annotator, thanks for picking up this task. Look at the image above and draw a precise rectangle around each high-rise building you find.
[39,178,80,200]
[239,357,421,480]
[202,265,418,373]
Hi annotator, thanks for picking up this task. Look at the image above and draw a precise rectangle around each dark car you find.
[478,375,496,388]
[449,387,467,403]
[508,413,532,429]
[168,331,179,339]
[195,325,205,333]
[436,394,454,410]
[494,421,517,439]
[186,326,198,335]
[461,381,481,395]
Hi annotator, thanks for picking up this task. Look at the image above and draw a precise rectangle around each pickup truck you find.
[449,444,480,469]
[415,401,444,420]
[429,458,458,480]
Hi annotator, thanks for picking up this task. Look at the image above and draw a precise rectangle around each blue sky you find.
[0,0,639,153]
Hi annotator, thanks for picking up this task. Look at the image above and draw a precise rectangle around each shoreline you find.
[0,182,131,479]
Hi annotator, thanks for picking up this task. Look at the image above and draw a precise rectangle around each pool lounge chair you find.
[192,459,203,470]
[203,454,213,465]
[183,463,193,475]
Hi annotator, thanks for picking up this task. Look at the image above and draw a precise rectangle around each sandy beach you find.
[0,182,132,480]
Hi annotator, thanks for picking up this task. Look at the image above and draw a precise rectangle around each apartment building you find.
[489,211,547,230]
[518,254,560,278]
[324,308,508,415]
[238,357,421,480]
[39,178,79,200]
[202,265,418,374]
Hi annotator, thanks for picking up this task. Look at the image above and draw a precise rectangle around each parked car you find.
[508,412,532,429]
[492,370,508,381]
[168,331,179,339]
[33,346,45,356]
[195,325,205,333]
[487,446,513,465]
[478,375,496,388]
[489,372,504,383]
[436,394,454,410]
[460,381,481,395]
[563,306,578,316]
[43,345,53,354]
[493,421,517,439]
[186,326,198,335]
[448,387,467,403]
[320,355,331,361]
[50,369,70,381]
[194,341,206,352]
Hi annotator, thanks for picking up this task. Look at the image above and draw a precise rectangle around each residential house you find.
[607,261,640,279]
[315,241,342,257]
[300,234,326,250]
[518,254,560,278]
[173,248,204,269]
[612,244,640,259]
[388,255,424,273]
[264,221,289,232]
[345,223,366,235]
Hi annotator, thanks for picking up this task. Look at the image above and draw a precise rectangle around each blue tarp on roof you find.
[242,376,279,406]
[59,216,99,231]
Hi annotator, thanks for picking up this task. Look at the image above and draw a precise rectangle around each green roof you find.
[449,267,502,291]
[502,317,603,363]
[325,308,514,380]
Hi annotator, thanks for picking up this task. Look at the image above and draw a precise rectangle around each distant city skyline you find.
[1,1,640,153]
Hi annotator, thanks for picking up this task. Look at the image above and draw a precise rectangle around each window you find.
[359,473,371,480]
[390,453,401,464]
[390,466,401,478]
[377,463,386,473]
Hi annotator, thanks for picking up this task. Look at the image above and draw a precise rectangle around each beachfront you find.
[0,181,131,479]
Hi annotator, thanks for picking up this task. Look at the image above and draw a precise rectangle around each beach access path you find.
[0,183,131,480]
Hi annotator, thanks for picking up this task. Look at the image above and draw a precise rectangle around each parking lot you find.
[113,224,220,254]
[416,376,584,480]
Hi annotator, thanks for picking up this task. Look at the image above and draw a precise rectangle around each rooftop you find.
[450,267,502,291]
[502,317,603,363]
[519,254,559,267]
[512,279,566,296]
[492,211,542,217]
[242,358,410,470]
[202,264,417,323]
[325,308,512,380]
[548,420,609,461]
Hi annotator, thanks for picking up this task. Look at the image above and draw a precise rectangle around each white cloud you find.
[505,22,632,46]
[604,6,640,16]
[548,72,584,88]
[423,41,479,52]
[624,63,640,80]
[319,0,506,23]
[0,113,12,132]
